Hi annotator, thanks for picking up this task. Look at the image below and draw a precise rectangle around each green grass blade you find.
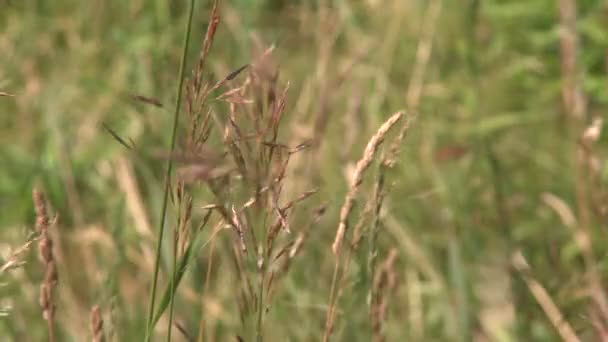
[144,0,196,340]
[151,233,205,327]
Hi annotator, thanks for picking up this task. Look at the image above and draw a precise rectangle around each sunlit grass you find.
[2,1,608,341]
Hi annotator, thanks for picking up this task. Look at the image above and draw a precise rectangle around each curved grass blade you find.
[151,233,206,327]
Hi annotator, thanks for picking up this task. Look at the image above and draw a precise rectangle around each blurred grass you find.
[2,0,608,341]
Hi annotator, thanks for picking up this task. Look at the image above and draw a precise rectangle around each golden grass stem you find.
[332,111,404,255]
[33,189,58,342]
[90,305,104,342]
[575,119,608,324]
[322,259,341,342]
[324,111,403,341]
[558,0,585,120]
[512,250,581,342]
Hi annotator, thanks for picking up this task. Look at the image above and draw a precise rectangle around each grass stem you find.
[145,0,196,340]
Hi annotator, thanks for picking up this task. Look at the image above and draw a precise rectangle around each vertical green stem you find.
[167,190,182,342]
[145,0,196,340]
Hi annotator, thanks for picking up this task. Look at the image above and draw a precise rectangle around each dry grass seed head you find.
[33,188,58,341]
[192,0,220,95]
[0,238,36,274]
[90,305,103,342]
[332,111,404,255]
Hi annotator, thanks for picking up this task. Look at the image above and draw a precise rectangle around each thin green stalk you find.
[145,1,196,340]
[167,190,182,342]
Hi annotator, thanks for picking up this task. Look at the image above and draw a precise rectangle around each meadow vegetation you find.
[2,0,608,341]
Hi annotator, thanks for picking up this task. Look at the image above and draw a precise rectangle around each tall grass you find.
[2,0,608,341]
[144,0,197,340]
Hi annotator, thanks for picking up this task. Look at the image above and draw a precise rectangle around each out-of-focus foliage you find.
[2,0,608,341]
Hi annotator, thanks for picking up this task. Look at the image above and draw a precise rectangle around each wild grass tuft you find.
[4,1,608,341]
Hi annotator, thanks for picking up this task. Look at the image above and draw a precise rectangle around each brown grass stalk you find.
[33,188,58,342]
[324,111,403,342]
[331,111,404,255]
[90,305,104,342]
[371,249,398,342]
[558,0,585,120]
[558,0,608,330]
[575,118,608,326]
[511,250,580,342]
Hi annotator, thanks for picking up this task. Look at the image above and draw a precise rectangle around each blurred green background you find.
[2,0,608,341]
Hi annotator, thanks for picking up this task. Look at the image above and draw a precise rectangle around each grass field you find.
[2,0,608,341]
